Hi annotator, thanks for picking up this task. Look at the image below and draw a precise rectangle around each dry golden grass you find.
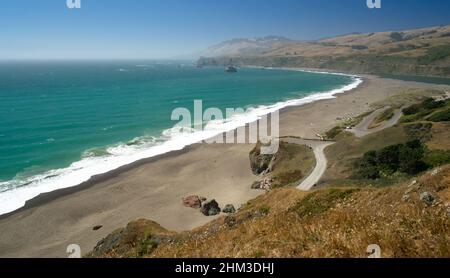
[323,125,409,183]
[263,25,450,59]
[428,122,450,150]
[269,142,316,187]
[144,166,450,258]
[89,166,450,258]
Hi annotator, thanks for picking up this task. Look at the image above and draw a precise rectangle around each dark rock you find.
[182,195,202,209]
[222,204,236,214]
[251,181,262,189]
[90,219,173,258]
[420,192,436,206]
[93,225,103,231]
[249,142,276,175]
[201,199,221,216]
[93,229,123,255]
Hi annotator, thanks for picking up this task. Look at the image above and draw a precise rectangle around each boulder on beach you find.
[182,195,203,209]
[201,199,221,216]
[222,204,236,214]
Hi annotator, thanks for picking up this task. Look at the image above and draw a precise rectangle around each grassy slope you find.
[323,126,410,186]
[268,142,316,187]
[89,166,450,258]
[88,97,450,258]
[151,166,450,258]
[198,25,450,77]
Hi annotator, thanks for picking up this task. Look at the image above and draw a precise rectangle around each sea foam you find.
[0,71,362,216]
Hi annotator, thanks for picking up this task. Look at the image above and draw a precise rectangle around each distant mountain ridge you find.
[199,36,298,58]
[198,25,450,77]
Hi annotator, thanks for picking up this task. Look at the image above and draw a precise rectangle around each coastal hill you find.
[199,36,298,58]
[89,95,450,258]
[198,25,450,77]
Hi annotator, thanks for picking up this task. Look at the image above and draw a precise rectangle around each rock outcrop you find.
[89,219,174,258]
[420,192,436,206]
[222,204,236,214]
[201,200,221,216]
[249,142,276,175]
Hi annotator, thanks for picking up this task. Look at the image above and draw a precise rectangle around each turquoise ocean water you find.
[0,61,360,214]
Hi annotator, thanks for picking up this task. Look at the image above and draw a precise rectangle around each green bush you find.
[429,108,450,122]
[356,140,429,179]
[423,150,450,167]
[325,126,343,139]
[402,103,422,115]
[292,189,358,217]
[401,98,448,122]
[390,32,404,41]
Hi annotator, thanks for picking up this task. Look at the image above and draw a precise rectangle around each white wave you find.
[0,73,362,216]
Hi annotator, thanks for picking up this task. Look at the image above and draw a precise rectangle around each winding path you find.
[349,106,404,138]
[281,137,335,191]
[282,106,404,191]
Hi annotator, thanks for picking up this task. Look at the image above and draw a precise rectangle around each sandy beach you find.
[0,74,448,258]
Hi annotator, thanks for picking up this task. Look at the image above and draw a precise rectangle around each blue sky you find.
[1,0,449,59]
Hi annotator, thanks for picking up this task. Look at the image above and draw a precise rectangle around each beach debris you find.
[420,192,436,206]
[201,199,221,216]
[93,225,103,231]
[222,204,236,214]
[182,195,203,209]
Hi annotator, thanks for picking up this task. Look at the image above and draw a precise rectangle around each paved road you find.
[282,137,335,191]
[350,106,404,138]
[282,106,404,191]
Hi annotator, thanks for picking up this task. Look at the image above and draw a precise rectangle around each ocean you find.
[0,61,361,215]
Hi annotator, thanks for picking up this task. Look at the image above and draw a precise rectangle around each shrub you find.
[292,189,358,217]
[258,206,271,215]
[423,150,450,167]
[403,122,433,141]
[356,140,429,179]
[325,126,343,139]
[429,108,450,122]
[403,103,422,115]
[390,32,404,41]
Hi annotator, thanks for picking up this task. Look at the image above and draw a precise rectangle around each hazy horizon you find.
[1,0,449,60]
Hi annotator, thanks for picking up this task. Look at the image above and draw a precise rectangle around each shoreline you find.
[0,145,197,221]
[0,68,362,217]
[1,72,449,258]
